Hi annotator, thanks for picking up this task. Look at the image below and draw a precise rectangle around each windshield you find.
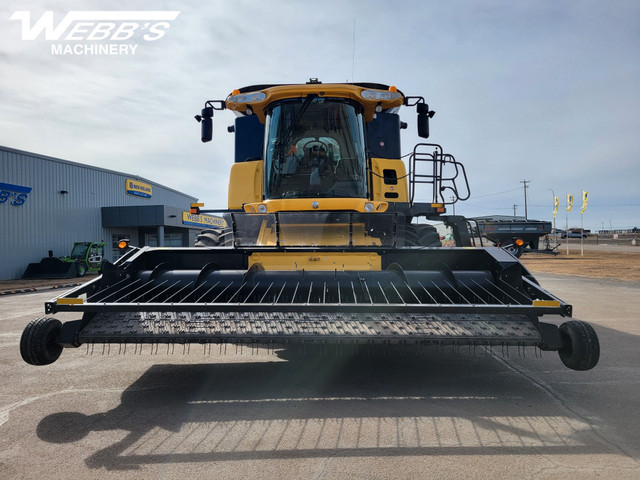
[70,243,88,259]
[264,98,367,199]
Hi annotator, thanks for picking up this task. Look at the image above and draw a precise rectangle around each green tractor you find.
[22,242,106,279]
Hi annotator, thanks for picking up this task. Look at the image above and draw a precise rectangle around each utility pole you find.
[513,204,517,219]
[520,180,530,220]
[450,196,455,215]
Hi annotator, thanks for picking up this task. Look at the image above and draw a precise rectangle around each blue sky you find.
[2,0,639,231]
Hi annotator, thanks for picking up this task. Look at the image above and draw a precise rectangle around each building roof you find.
[1,145,197,201]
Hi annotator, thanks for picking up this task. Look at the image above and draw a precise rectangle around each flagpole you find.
[580,213,584,256]
[566,193,569,255]
[580,190,589,257]
[550,189,558,249]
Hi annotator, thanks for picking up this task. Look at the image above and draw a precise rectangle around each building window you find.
[145,232,184,247]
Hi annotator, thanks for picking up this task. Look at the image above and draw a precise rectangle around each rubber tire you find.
[195,228,233,247]
[504,244,524,258]
[76,262,87,277]
[405,224,442,247]
[558,320,600,371]
[20,317,63,366]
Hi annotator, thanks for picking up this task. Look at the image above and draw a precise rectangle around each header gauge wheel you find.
[20,317,63,366]
[558,320,600,371]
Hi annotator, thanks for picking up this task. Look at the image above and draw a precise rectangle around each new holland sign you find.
[125,179,152,198]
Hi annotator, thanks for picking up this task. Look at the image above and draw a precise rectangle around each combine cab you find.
[20,80,599,371]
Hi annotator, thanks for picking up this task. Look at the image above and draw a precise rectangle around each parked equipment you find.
[20,81,599,371]
[473,216,555,257]
[22,242,106,279]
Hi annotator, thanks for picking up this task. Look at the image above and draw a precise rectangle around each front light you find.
[257,204,268,213]
[227,91,266,104]
[364,202,375,212]
[361,89,402,101]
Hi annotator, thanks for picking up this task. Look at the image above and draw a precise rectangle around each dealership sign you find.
[182,212,227,229]
[0,182,32,206]
[126,179,152,198]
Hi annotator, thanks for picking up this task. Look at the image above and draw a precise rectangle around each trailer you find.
[473,216,556,257]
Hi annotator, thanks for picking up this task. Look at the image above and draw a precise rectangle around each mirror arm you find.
[195,101,225,143]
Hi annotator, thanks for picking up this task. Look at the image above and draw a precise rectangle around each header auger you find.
[21,80,599,371]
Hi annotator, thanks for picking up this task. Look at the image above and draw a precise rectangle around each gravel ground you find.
[521,247,640,283]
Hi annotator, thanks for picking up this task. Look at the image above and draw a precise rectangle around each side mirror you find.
[201,117,213,142]
[416,103,435,139]
[195,106,214,143]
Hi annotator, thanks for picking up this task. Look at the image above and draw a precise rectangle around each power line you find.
[473,187,522,198]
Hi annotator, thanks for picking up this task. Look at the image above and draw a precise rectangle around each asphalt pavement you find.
[1,274,639,479]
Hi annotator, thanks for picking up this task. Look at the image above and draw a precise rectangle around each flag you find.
[553,196,559,218]
[581,191,589,214]
[567,194,574,212]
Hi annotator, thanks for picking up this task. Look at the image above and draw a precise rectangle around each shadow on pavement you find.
[34,339,628,471]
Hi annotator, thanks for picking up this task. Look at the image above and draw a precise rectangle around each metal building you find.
[1,145,207,280]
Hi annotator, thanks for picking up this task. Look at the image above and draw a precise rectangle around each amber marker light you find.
[190,202,204,214]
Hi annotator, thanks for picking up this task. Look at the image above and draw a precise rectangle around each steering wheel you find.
[302,139,330,155]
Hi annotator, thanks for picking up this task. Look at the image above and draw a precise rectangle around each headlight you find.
[361,89,402,101]
[227,91,266,104]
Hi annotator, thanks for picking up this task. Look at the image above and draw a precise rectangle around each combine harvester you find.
[20,80,599,370]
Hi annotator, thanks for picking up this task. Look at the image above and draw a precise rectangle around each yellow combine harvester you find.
[20,80,599,371]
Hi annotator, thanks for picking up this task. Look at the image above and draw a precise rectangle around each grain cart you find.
[20,80,599,371]
[472,216,554,257]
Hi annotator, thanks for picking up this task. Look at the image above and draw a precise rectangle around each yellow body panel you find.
[251,219,382,247]
[249,252,381,271]
[226,84,404,123]
[370,158,409,202]
[244,198,388,213]
[228,161,263,209]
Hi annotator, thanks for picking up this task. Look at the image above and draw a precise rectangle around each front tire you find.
[76,262,87,277]
[195,228,233,247]
[558,320,600,371]
[404,224,442,247]
[20,317,63,366]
